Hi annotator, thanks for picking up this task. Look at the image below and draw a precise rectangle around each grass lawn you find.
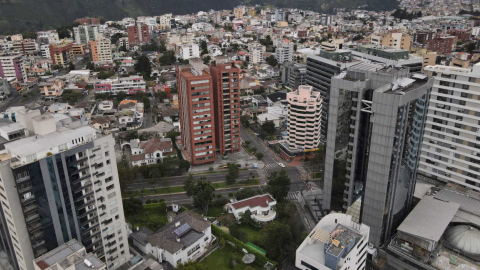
[201,244,263,270]
[237,224,266,248]
[207,206,224,217]
[126,202,168,231]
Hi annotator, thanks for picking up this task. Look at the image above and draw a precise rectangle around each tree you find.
[61,90,83,105]
[251,147,257,152]
[255,152,264,160]
[244,140,251,146]
[149,167,162,179]
[134,55,152,80]
[266,169,291,202]
[86,62,95,70]
[174,262,208,270]
[111,33,125,44]
[241,210,256,227]
[183,174,196,196]
[123,198,143,217]
[263,221,294,259]
[192,180,215,215]
[68,62,75,71]
[240,115,250,128]
[225,163,240,184]
[159,41,167,53]
[235,187,258,200]
[159,51,177,65]
[22,31,37,39]
[261,121,276,136]
[200,40,208,55]
[266,55,278,67]
[202,55,211,65]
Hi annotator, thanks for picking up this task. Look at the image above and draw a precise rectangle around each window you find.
[104,142,108,148]
[105,151,109,157]
[106,159,111,165]
[106,184,114,191]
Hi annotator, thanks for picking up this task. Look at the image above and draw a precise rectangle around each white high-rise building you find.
[249,44,264,64]
[73,25,99,45]
[275,39,293,64]
[296,213,370,270]
[0,114,130,270]
[287,85,322,150]
[177,43,200,60]
[420,63,480,191]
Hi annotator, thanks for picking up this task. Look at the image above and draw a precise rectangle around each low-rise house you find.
[130,137,176,166]
[130,211,213,268]
[117,110,142,130]
[40,78,65,100]
[257,112,281,127]
[225,194,277,223]
[98,100,114,111]
[47,103,72,114]
[91,116,113,131]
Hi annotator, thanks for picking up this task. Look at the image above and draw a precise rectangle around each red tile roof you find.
[231,194,275,209]
[36,260,49,270]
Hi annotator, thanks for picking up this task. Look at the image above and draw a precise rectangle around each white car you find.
[278,163,286,168]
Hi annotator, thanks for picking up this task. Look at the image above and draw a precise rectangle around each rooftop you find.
[230,194,276,210]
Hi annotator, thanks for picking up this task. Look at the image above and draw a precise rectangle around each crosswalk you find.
[264,163,281,170]
[287,192,299,202]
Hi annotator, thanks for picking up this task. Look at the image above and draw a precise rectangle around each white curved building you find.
[287,85,322,150]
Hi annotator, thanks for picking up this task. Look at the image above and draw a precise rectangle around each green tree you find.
[261,121,276,136]
[225,163,239,184]
[111,33,125,44]
[240,115,250,128]
[310,145,325,170]
[116,91,128,102]
[86,62,95,70]
[159,51,177,65]
[123,197,143,217]
[263,221,294,259]
[266,169,291,202]
[159,41,167,52]
[183,174,196,196]
[22,31,37,39]
[235,187,258,200]
[134,55,152,80]
[68,61,75,71]
[266,55,278,67]
[174,262,208,270]
[202,55,211,64]
[255,152,264,160]
[192,180,215,215]
[149,167,162,179]
[241,210,256,227]
[200,40,208,55]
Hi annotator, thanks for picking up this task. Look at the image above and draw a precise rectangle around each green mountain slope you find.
[0,0,398,33]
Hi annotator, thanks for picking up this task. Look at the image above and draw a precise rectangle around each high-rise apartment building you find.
[158,14,172,30]
[287,85,322,150]
[90,35,112,63]
[249,46,264,64]
[275,39,293,64]
[0,53,27,83]
[0,114,129,270]
[210,63,241,155]
[49,40,74,68]
[419,63,480,191]
[12,40,38,56]
[73,25,99,45]
[127,24,150,44]
[323,62,433,247]
[177,64,216,166]
[281,61,306,89]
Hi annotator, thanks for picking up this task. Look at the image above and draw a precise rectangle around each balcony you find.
[27,221,42,232]
[18,184,33,193]
[32,239,46,249]
[15,174,30,184]
[25,213,40,223]
[253,211,276,222]
[30,231,44,241]
[22,195,35,204]
[23,204,37,214]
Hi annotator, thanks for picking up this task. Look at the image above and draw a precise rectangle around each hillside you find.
[0,0,398,33]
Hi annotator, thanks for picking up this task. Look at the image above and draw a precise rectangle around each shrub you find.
[145,199,152,204]
[46,152,53,156]
[151,199,158,203]
[216,194,223,198]
[209,167,214,172]
[228,192,234,197]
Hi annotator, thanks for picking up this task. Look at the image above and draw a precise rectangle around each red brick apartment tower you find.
[177,65,216,166]
[127,24,150,44]
[210,63,241,155]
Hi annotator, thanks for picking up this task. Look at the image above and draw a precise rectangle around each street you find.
[125,170,260,191]
[138,186,264,204]
[240,126,306,192]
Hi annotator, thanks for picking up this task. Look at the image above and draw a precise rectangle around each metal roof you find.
[434,188,480,217]
[397,196,460,242]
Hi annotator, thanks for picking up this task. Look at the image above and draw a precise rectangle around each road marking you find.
[287,192,299,202]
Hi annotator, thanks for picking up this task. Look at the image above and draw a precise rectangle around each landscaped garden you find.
[201,244,263,270]
[123,198,168,231]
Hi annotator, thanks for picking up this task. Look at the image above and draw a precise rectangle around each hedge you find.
[211,225,276,267]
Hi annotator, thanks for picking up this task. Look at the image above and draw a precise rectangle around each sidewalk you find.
[188,148,262,174]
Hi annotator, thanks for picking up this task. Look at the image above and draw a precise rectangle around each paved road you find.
[240,126,306,192]
[126,170,260,191]
[138,186,265,204]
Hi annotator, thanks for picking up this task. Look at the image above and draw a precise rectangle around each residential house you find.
[130,211,212,268]
[40,79,65,100]
[130,137,176,166]
[225,194,277,223]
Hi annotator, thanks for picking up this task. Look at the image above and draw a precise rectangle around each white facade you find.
[296,213,370,270]
[420,63,480,191]
[178,43,200,60]
[73,25,99,45]
[40,44,51,59]
[225,194,277,223]
[37,31,60,44]
[249,46,264,64]
[0,53,27,83]
[275,40,293,63]
[287,85,322,150]
[0,123,130,270]
[159,14,172,30]
[95,76,146,95]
